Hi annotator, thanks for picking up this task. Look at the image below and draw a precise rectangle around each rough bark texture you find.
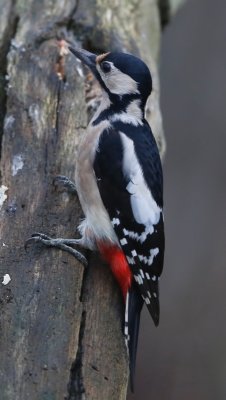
[0,1,182,399]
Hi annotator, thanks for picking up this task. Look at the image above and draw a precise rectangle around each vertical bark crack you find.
[0,9,19,165]
[158,0,170,28]
[66,257,89,400]
[67,310,86,400]
[55,81,62,138]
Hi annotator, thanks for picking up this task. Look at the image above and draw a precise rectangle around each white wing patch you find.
[119,132,161,230]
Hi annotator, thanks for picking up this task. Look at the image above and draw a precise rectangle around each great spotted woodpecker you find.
[27,44,165,390]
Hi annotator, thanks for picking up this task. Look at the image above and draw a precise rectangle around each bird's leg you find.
[25,233,88,266]
[25,176,88,265]
[53,175,77,195]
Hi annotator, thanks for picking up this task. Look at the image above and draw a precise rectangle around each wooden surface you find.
[0,0,177,398]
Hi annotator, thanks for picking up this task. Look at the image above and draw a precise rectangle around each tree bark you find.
[0,1,183,399]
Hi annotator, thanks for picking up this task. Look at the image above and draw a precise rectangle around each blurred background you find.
[128,0,226,398]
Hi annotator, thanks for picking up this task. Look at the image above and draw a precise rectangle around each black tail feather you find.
[127,282,144,392]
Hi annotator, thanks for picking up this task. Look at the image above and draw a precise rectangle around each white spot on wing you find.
[112,217,120,226]
[143,296,150,305]
[138,247,159,266]
[121,227,153,243]
[139,269,144,278]
[120,238,128,246]
[134,274,143,285]
[126,256,135,265]
[131,250,137,257]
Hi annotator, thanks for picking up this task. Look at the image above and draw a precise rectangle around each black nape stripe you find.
[92,93,142,126]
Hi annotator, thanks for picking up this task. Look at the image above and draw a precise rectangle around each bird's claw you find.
[53,175,77,194]
[25,232,50,250]
[25,232,88,267]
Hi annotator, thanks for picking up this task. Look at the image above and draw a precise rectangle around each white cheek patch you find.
[96,63,139,96]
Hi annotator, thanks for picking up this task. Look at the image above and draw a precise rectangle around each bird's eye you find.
[101,61,111,73]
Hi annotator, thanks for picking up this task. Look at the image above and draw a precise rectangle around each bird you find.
[27,43,165,391]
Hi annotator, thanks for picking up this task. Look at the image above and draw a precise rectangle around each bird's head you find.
[69,46,152,110]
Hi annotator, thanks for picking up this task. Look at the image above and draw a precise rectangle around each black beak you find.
[68,46,97,74]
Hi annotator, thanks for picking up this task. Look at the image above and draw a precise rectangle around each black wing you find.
[94,123,164,319]
[93,123,165,388]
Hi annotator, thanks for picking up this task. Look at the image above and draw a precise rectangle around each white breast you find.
[75,119,118,247]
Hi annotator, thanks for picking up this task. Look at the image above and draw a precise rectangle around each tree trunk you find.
[0,1,183,399]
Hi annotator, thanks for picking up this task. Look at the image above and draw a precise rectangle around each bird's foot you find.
[53,175,77,194]
[25,232,88,266]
